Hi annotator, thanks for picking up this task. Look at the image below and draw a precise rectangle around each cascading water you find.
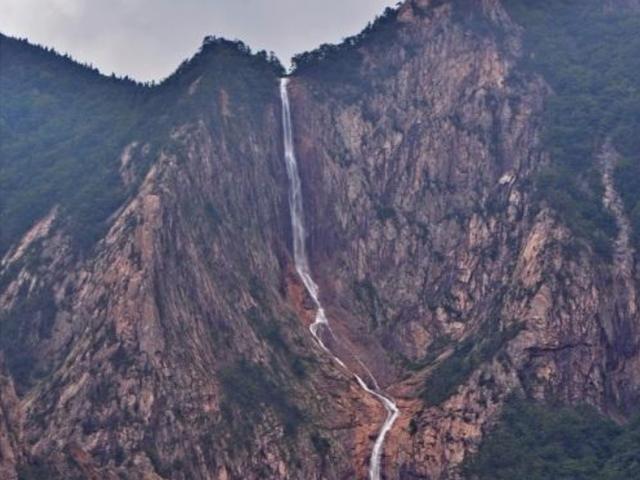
[279,77,399,480]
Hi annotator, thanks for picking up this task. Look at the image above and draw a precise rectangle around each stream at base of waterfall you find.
[279,77,400,480]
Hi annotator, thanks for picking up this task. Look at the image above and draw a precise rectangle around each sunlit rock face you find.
[288,0,640,477]
[1,1,640,479]
[0,39,365,479]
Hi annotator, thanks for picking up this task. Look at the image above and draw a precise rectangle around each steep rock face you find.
[1,1,640,479]
[599,142,640,412]
[0,359,21,480]
[0,42,378,479]
[291,0,539,370]
[289,0,640,477]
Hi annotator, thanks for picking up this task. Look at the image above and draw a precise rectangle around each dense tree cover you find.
[290,5,400,92]
[463,399,640,479]
[0,34,283,255]
[505,0,640,255]
[0,35,147,252]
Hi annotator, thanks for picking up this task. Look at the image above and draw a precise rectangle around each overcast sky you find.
[0,0,398,82]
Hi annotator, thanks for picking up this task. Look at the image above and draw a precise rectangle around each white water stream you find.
[279,78,399,480]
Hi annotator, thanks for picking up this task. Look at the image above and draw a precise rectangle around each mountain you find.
[1,0,640,479]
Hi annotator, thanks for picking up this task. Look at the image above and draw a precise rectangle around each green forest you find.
[463,399,640,479]
[0,35,147,253]
[0,34,282,255]
[506,0,640,255]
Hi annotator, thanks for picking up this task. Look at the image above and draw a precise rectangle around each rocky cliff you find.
[288,0,640,477]
[1,1,640,479]
[0,38,378,479]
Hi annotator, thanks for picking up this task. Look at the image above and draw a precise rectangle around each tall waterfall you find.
[279,77,399,480]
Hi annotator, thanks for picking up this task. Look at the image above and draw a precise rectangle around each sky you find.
[0,0,399,82]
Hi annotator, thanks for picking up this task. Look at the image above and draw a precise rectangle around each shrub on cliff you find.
[463,399,640,479]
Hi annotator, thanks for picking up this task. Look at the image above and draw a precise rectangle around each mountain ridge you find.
[2,0,640,478]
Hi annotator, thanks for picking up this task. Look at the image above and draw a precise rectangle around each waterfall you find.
[279,77,399,480]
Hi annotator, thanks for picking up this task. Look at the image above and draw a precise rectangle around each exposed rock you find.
[0,358,21,480]
[1,1,640,479]
[0,50,369,479]
[288,0,640,477]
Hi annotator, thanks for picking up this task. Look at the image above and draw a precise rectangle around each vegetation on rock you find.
[506,0,640,255]
[220,360,304,437]
[0,35,283,255]
[423,321,521,406]
[463,399,640,479]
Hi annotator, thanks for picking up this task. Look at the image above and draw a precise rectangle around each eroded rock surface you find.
[1,1,640,479]
[289,0,640,477]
